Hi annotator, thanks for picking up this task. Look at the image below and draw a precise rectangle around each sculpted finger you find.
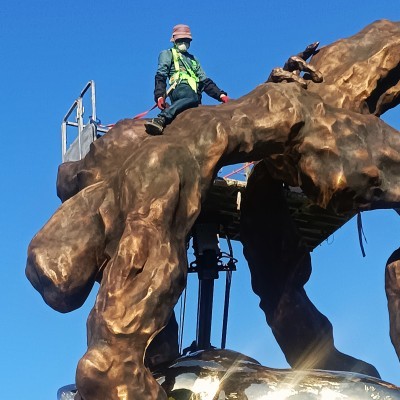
[26,182,112,312]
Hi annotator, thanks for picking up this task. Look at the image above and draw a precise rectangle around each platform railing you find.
[61,80,108,162]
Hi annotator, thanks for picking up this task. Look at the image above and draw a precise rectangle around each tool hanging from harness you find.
[169,48,199,93]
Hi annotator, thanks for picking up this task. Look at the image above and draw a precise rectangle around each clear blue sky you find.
[1,1,400,399]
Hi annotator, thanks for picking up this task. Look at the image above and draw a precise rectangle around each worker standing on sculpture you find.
[145,24,229,135]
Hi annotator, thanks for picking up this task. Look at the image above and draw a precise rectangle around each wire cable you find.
[178,286,188,354]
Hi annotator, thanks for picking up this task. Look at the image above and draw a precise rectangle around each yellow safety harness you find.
[169,48,199,93]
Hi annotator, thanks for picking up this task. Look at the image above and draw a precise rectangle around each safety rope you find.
[94,103,159,131]
[95,82,178,130]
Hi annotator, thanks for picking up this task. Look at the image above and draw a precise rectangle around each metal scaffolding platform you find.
[200,177,355,252]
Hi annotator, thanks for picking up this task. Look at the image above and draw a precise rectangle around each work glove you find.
[157,97,166,110]
[220,94,230,103]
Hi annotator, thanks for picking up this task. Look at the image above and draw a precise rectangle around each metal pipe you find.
[221,271,232,349]
[65,121,79,128]
[61,122,67,162]
[62,99,78,124]
[79,80,96,123]
[79,80,96,117]
[61,99,79,161]
[91,80,97,123]
[80,80,93,98]
[77,98,83,159]
[196,278,215,350]
[221,234,234,349]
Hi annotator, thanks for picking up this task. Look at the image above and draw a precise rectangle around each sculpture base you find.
[58,349,400,399]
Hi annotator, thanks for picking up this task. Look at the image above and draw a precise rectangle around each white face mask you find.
[176,41,190,52]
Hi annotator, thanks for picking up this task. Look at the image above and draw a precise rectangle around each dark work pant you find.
[159,82,199,123]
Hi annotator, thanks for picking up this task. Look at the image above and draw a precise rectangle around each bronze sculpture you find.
[27,19,400,399]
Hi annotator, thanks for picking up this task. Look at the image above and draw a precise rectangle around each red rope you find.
[132,103,158,119]
[223,162,254,179]
[97,103,159,130]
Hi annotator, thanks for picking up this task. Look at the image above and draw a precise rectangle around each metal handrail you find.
[61,80,97,162]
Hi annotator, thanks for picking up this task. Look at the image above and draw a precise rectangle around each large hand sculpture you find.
[26,20,400,399]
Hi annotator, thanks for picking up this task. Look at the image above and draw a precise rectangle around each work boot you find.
[145,116,166,136]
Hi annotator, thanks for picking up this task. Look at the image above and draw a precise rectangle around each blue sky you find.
[1,1,400,399]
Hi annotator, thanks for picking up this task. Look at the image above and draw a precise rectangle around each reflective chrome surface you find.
[58,349,400,399]
[57,384,77,400]
[158,349,400,399]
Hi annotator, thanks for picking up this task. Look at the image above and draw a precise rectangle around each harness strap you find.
[170,48,199,92]
[171,48,180,76]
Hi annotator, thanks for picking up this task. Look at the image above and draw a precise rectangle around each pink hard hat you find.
[170,24,192,42]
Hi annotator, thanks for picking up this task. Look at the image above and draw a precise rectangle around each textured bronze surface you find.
[386,248,400,359]
[27,20,400,399]
[240,162,380,377]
